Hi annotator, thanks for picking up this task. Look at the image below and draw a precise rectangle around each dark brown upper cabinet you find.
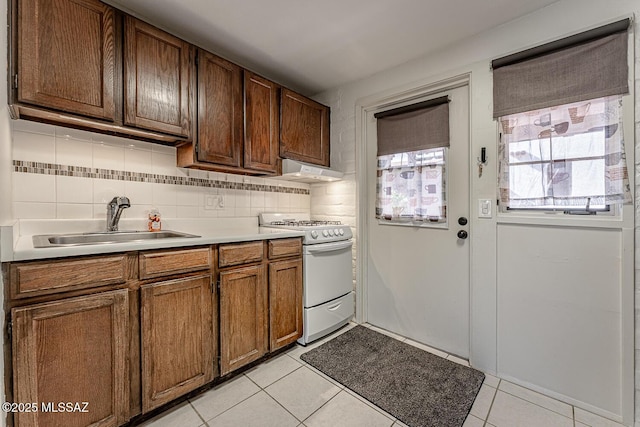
[179,67,279,175]
[280,88,330,167]
[124,16,194,138]
[244,72,279,173]
[195,50,243,167]
[16,0,116,121]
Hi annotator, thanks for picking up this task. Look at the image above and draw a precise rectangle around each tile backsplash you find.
[11,120,310,221]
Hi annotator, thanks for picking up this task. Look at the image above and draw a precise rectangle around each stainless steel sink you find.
[33,230,201,248]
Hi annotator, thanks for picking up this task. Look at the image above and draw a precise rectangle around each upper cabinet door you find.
[244,72,279,173]
[18,0,116,121]
[197,50,243,167]
[280,88,330,167]
[124,17,193,138]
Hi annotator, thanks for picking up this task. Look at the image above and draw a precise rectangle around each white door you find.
[366,85,470,358]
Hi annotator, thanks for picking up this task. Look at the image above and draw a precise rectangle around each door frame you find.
[354,73,472,328]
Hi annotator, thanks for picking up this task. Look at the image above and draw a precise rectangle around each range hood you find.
[273,159,344,183]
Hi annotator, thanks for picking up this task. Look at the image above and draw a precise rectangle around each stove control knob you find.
[339,229,345,236]
[322,230,329,237]
[328,230,334,236]
[334,228,340,236]
[311,230,318,239]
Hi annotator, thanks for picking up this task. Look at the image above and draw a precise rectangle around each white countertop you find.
[1,218,305,262]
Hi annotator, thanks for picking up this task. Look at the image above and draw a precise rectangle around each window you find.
[498,96,631,211]
[374,96,450,225]
[376,147,447,223]
[492,19,631,212]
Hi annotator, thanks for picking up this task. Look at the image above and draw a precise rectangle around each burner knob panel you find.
[322,230,329,237]
[310,230,318,239]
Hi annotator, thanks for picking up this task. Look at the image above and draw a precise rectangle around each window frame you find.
[497,94,633,218]
[376,147,450,229]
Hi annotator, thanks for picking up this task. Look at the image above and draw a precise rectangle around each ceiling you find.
[106,0,560,96]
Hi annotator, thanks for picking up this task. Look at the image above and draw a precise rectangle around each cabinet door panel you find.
[244,72,278,173]
[269,259,303,350]
[197,50,243,167]
[219,264,267,375]
[280,88,330,167]
[18,0,115,120]
[141,275,214,412]
[125,17,192,137]
[12,290,129,427]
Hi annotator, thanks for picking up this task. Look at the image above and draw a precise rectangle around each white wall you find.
[312,0,639,424]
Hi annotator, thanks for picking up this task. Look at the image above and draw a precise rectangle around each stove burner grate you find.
[269,219,342,227]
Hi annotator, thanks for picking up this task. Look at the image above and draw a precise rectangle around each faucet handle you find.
[109,196,131,207]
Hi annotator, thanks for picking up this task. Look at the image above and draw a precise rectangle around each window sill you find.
[377,219,448,229]
[495,211,630,229]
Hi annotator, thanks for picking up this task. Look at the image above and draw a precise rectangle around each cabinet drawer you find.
[218,241,264,268]
[268,238,302,260]
[139,247,211,280]
[9,255,128,299]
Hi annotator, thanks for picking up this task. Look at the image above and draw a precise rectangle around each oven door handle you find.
[305,240,353,253]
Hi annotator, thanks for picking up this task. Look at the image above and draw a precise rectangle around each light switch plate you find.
[478,199,492,218]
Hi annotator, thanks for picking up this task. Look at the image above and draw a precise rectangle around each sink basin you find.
[32,230,201,248]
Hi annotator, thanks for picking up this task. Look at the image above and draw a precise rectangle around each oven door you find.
[303,239,353,307]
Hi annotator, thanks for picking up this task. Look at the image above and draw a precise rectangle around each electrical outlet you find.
[204,195,224,210]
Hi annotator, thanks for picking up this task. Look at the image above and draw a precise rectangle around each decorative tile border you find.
[13,160,310,195]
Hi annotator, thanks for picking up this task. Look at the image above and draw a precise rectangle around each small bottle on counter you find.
[148,208,161,232]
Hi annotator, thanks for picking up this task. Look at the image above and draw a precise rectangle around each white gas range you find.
[259,213,354,345]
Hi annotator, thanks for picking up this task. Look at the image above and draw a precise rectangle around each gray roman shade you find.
[375,96,449,156]
[492,19,630,118]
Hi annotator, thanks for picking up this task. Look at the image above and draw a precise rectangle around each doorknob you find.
[457,230,468,239]
[458,217,468,226]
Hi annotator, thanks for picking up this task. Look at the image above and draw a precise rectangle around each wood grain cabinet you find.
[140,274,214,412]
[177,56,279,175]
[269,258,303,350]
[219,264,268,375]
[124,16,194,138]
[4,239,302,426]
[11,290,129,427]
[194,50,243,167]
[280,88,330,167]
[15,0,116,121]
[217,241,269,375]
[267,238,303,350]
[244,72,279,173]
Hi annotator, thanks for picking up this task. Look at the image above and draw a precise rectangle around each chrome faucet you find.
[106,196,131,232]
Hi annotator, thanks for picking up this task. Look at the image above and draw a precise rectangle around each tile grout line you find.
[189,376,262,425]
[495,386,575,422]
[189,401,208,426]
[248,363,315,424]
[339,386,400,424]
[299,388,346,425]
[482,378,500,426]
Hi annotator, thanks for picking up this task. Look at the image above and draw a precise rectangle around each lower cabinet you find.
[140,274,215,412]
[11,289,129,427]
[5,239,302,426]
[219,264,268,375]
[269,259,303,351]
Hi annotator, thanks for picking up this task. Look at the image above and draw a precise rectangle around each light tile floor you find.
[139,323,626,427]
